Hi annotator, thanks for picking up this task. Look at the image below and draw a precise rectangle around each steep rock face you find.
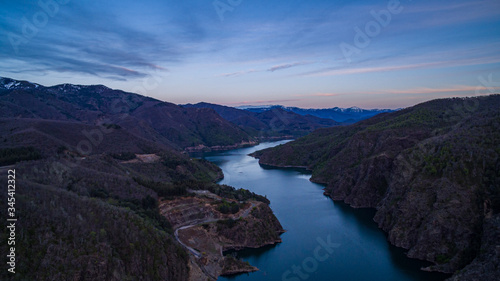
[373,117,499,273]
[448,214,500,281]
[253,95,500,277]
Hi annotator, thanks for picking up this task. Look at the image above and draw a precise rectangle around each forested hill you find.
[0,77,250,150]
[253,95,500,279]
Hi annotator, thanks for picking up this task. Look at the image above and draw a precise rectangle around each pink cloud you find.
[307,56,500,77]
[223,99,302,106]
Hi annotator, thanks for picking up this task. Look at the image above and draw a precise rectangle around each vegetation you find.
[0,146,42,165]
[207,184,270,204]
[133,177,188,197]
[217,200,241,214]
[102,123,122,129]
[109,152,136,160]
[216,218,238,230]
[0,182,189,281]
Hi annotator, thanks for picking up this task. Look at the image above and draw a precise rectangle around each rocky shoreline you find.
[184,141,259,153]
[159,190,284,280]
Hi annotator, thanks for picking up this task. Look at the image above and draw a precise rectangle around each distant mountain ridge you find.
[237,105,395,123]
[183,102,340,138]
[0,77,386,149]
[0,77,251,151]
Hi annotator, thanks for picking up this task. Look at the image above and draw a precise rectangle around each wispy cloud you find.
[298,85,500,98]
[295,93,343,97]
[304,56,500,77]
[224,99,302,106]
[217,69,259,77]
[401,0,500,28]
[0,0,499,109]
[385,85,500,95]
[0,1,196,80]
[267,62,311,72]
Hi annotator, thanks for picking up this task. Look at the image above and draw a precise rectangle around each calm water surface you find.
[199,141,449,281]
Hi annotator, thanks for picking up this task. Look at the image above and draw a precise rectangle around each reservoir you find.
[200,141,448,281]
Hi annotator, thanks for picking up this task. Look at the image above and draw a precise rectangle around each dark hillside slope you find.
[253,95,500,278]
[0,116,280,280]
[0,118,170,156]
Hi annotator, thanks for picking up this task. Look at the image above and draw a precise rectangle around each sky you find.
[1,0,499,109]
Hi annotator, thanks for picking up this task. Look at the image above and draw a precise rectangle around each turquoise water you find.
[200,141,449,281]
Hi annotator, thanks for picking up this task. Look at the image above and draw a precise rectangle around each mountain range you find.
[237,105,394,123]
[0,77,251,151]
[0,77,391,152]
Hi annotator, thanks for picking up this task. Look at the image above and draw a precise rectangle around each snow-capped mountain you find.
[236,105,395,123]
[0,77,41,90]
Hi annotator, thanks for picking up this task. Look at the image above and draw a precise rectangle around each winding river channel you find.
[198,141,448,281]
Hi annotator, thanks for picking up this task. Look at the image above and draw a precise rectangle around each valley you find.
[1,77,498,280]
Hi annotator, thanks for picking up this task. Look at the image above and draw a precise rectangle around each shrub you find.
[217,200,240,214]
[110,152,136,161]
[0,146,42,165]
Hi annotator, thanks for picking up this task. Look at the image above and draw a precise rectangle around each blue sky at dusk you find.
[1,0,499,108]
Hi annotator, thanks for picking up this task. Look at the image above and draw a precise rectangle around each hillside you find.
[0,77,251,150]
[0,118,284,280]
[253,95,500,279]
[183,102,340,138]
[0,78,284,280]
